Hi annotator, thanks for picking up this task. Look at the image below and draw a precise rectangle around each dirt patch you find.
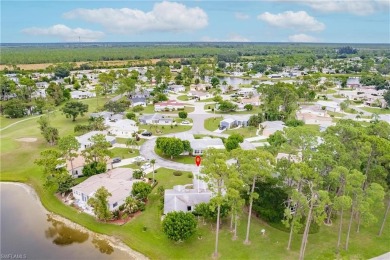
[16,137,38,142]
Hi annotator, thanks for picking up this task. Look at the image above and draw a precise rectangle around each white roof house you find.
[316,101,341,112]
[190,138,225,156]
[154,100,186,112]
[261,121,286,137]
[168,84,186,92]
[171,133,225,155]
[72,168,141,212]
[163,176,212,214]
[71,90,96,99]
[237,88,258,98]
[139,113,173,125]
[107,119,138,138]
[220,115,251,129]
[76,131,116,151]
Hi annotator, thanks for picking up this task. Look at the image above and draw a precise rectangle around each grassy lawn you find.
[319,89,337,94]
[205,105,262,115]
[344,108,359,114]
[154,147,195,164]
[196,97,215,102]
[361,107,390,114]
[138,105,195,114]
[116,137,146,146]
[333,94,344,98]
[1,96,389,259]
[328,111,346,117]
[204,117,223,131]
[177,95,189,101]
[143,125,192,136]
[110,147,140,159]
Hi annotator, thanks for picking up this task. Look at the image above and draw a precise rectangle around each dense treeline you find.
[2,43,390,65]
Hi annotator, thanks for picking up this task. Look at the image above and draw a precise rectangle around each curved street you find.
[139,100,255,171]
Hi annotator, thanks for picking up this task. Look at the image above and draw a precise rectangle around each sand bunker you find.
[16,137,37,142]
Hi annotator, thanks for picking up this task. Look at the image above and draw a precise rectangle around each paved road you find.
[138,96,258,171]
[139,137,199,172]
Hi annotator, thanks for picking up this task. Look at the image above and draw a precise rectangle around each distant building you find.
[139,113,173,125]
[71,90,96,99]
[346,77,361,89]
[154,100,186,112]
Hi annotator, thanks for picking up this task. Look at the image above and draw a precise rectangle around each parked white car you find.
[134,156,146,162]
[182,120,190,124]
[141,163,151,171]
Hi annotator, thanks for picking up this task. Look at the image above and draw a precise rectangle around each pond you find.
[0,183,133,260]
[205,76,254,87]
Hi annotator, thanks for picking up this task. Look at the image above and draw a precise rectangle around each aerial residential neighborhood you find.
[1,1,390,259]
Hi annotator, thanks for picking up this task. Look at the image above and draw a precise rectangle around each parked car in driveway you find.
[112,157,121,163]
[141,131,152,136]
[141,163,151,171]
[219,125,226,130]
[134,156,146,162]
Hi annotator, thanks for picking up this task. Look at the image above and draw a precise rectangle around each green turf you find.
[110,147,140,159]
[1,94,389,259]
[177,95,189,101]
[361,107,390,114]
[204,117,223,131]
[154,147,195,164]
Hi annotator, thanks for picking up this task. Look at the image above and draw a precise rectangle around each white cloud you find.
[273,0,388,16]
[22,24,104,42]
[235,12,250,20]
[288,33,319,42]
[258,11,325,32]
[63,1,208,34]
[201,34,250,42]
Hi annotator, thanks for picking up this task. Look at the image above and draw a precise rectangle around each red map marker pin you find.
[195,156,201,167]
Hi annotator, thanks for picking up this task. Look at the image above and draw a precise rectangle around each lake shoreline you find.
[1,182,148,260]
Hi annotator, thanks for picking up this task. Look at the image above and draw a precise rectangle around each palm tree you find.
[126,138,135,153]
[150,159,156,184]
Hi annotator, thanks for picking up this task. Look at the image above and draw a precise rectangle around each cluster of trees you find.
[156,137,191,159]
[34,135,80,193]
[88,182,152,222]
[164,120,390,259]
[0,75,69,118]
[61,101,88,121]
[35,133,113,192]
[258,82,299,121]
[360,74,389,90]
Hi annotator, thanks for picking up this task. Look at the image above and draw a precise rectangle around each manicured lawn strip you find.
[204,117,223,131]
[137,106,195,114]
[143,125,192,135]
[328,111,346,117]
[116,137,146,146]
[154,147,195,164]
[361,107,390,114]
[110,147,140,159]
[205,105,262,115]
[177,95,189,101]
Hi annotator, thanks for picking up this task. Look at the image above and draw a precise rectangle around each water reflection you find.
[92,237,114,255]
[45,215,89,246]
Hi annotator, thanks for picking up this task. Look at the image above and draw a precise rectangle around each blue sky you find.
[1,0,389,43]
